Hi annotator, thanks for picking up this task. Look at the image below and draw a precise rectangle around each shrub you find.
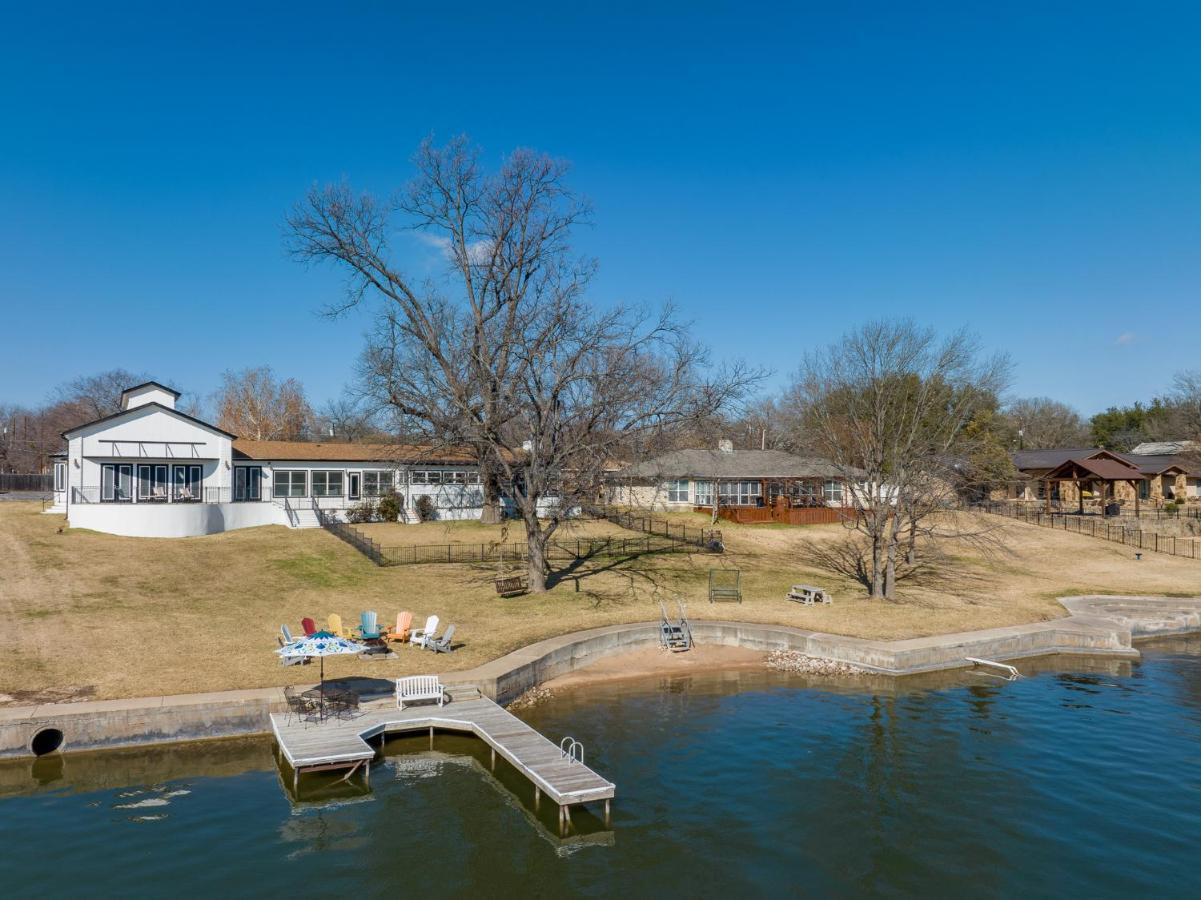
[377,491,403,522]
[415,495,435,522]
[346,499,378,524]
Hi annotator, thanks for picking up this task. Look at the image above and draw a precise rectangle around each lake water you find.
[2,638,1200,898]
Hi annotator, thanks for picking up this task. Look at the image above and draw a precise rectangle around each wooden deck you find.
[270,696,615,821]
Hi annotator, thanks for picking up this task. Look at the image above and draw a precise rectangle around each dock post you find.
[429,726,434,750]
[365,759,370,783]
[293,767,299,791]
[604,798,611,827]
[534,786,540,811]
[490,747,496,771]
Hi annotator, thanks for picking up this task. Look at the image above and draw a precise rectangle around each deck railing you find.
[584,505,722,550]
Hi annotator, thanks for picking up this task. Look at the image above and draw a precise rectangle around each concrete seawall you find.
[3,595,1199,760]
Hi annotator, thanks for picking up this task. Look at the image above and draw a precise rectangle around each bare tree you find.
[289,136,759,588]
[213,367,313,441]
[313,396,384,442]
[53,368,154,419]
[787,320,1010,600]
[1003,396,1090,449]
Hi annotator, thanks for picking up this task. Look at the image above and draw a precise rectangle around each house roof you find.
[120,381,181,401]
[618,448,850,480]
[232,439,487,464]
[1042,456,1144,482]
[62,402,237,440]
[1013,446,1195,476]
[1130,440,1199,456]
[1011,448,1103,470]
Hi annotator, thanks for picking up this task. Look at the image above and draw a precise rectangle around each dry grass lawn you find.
[4,501,1199,702]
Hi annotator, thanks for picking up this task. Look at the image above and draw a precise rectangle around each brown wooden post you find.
[1044,479,1052,514]
[1133,480,1140,517]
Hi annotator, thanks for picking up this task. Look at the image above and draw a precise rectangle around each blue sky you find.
[2,2,1199,416]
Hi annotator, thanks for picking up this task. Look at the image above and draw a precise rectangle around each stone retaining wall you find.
[3,595,1198,759]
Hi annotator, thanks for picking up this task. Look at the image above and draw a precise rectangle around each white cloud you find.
[1115,332,1136,346]
[410,232,493,264]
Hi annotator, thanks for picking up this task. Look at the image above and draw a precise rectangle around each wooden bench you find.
[787,584,832,605]
[495,574,529,597]
[395,675,445,710]
[708,568,742,603]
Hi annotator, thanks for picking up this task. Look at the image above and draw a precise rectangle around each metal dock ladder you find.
[659,599,693,652]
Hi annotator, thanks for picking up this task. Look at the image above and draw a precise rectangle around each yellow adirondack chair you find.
[327,613,351,638]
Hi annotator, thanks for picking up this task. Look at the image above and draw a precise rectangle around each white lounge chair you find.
[395,675,445,709]
[410,614,439,648]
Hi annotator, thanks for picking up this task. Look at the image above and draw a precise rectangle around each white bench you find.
[787,584,832,605]
[396,675,445,710]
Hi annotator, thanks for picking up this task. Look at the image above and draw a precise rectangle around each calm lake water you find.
[3,638,1200,898]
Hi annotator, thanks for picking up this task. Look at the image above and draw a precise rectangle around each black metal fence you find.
[318,508,698,568]
[585,505,722,550]
[0,473,53,492]
[972,501,1201,560]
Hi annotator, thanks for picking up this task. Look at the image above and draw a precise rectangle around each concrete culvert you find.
[30,727,64,757]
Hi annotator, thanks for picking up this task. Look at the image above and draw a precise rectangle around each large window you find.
[53,462,65,492]
[666,479,690,503]
[718,480,761,506]
[444,470,467,485]
[363,471,395,496]
[312,470,344,497]
[273,470,307,498]
[694,480,713,506]
[822,480,844,504]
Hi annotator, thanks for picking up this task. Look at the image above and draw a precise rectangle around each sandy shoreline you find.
[541,645,768,690]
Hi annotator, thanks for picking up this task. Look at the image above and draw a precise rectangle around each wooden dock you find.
[270,696,615,831]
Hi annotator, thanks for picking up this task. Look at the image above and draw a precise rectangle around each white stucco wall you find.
[69,501,285,538]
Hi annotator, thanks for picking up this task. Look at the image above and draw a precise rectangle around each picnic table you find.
[787,584,832,605]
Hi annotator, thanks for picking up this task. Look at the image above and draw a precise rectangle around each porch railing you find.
[69,485,242,504]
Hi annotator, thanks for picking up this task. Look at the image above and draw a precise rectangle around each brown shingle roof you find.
[1042,457,1143,481]
[232,439,482,464]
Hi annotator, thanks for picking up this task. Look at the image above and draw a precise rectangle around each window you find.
[53,463,65,492]
[467,471,481,485]
[694,480,713,506]
[822,480,844,504]
[363,471,394,496]
[1139,479,1150,500]
[410,470,428,485]
[718,480,761,505]
[666,479,690,503]
[426,470,443,485]
[273,470,307,498]
[445,471,466,485]
[312,470,344,497]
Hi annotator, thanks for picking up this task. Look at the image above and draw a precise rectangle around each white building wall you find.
[69,502,285,538]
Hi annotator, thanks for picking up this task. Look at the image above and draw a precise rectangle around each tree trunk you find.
[523,510,549,592]
[479,459,503,525]
[884,537,897,600]
[870,524,886,599]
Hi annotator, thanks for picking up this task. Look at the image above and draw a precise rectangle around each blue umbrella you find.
[276,631,363,712]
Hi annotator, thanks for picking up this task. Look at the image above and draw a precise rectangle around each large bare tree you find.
[1003,396,1090,449]
[786,320,1010,600]
[213,367,313,441]
[288,136,757,589]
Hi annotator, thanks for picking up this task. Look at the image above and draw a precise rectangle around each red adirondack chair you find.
[301,617,318,636]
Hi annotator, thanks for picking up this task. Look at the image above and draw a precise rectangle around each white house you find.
[48,381,495,538]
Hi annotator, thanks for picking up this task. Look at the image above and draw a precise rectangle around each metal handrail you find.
[559,736,584,766]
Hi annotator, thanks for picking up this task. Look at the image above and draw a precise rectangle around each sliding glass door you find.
[173,465,203,502]
[234,466,262,502]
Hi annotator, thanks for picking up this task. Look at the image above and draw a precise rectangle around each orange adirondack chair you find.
[387,611,413,643]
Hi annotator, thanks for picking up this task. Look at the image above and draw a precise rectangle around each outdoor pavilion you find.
[1038,454,1145,516]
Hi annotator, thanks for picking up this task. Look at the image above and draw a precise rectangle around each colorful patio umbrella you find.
[276,630,363,709]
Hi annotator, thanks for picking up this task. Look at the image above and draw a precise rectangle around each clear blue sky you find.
[2,2,1199,416]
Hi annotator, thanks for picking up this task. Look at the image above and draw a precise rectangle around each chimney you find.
[717,439,734,454]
